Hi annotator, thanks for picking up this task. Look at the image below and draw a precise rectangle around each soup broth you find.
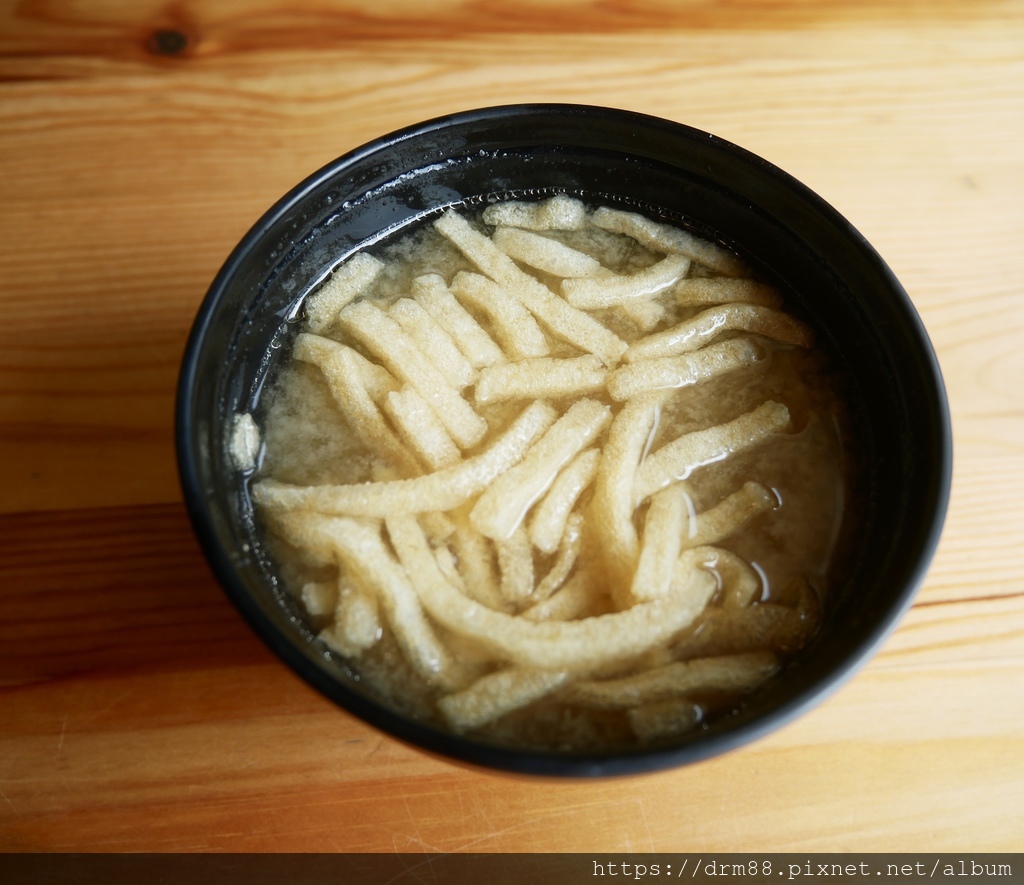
[250,195,860,751]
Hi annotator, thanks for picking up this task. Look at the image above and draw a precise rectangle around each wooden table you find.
[2,0,1022,855]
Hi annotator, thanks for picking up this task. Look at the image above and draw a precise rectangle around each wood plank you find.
[0,504,269,686]
[1,662,1020,851]
[2,24,1021,515]
[0,501,1020,849]
[2,0,1018,68]
[1,0,1022,855]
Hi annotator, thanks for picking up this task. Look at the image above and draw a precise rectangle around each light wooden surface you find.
[2,0,1022,853]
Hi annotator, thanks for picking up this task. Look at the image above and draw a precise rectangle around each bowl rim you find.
[176,103,953,777]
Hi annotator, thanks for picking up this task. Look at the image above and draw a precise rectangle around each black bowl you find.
[176,104,951,776]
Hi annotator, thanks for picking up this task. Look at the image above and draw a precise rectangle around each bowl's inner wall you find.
[180,107,948,773]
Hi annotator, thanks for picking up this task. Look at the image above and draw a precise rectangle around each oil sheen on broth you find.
[251,195,857,751]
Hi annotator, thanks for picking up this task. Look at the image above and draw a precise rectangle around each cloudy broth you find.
[251,196,860,751]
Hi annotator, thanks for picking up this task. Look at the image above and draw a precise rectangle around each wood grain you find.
[1,0,1022,854]
[0,505,269,687]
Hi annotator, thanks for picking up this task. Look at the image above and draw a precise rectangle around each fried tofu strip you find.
[300,580,338,618]
[470,399,612,541]
[293,333,397,403]
[528,448,600,554]
[634,400,791,505]
[339,299,487,449]
[435,210,627,366]
[628,699,702,742]
[615,299,666,333]
[318,580,382,658]
[266,509,335,567]
[521,567,600,622]
[590,207,746,276]
[564,652,780,709]
[251,400,557,516]
[589,391,669,591]
[420,509,457,544]
[336,588,383,651]
[561,254,691,309]
[496,526,535,603]
[481,194,587,231]
[629,485,690,603]
[624,303,813,363]
[608,337,762,401]
[304,252,384,333]
[671,597,819,659]
[387,515,716,670]
[529,511,586,604]
[492,226,605,278]
[389,297,477,389]
[382,387,462,470]
[432,543,465,590]
[291,334,419,477]
[672,277,783,309]
[474,355,607,406]
[450,272,551,360]
[412,274,506,369]
[448,516,507,611]
[683,482,777,548]
[438,667,570,731]
[703,546,764,609]
[276,512,461,688]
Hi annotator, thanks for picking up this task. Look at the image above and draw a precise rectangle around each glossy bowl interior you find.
[176,104,951,776]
